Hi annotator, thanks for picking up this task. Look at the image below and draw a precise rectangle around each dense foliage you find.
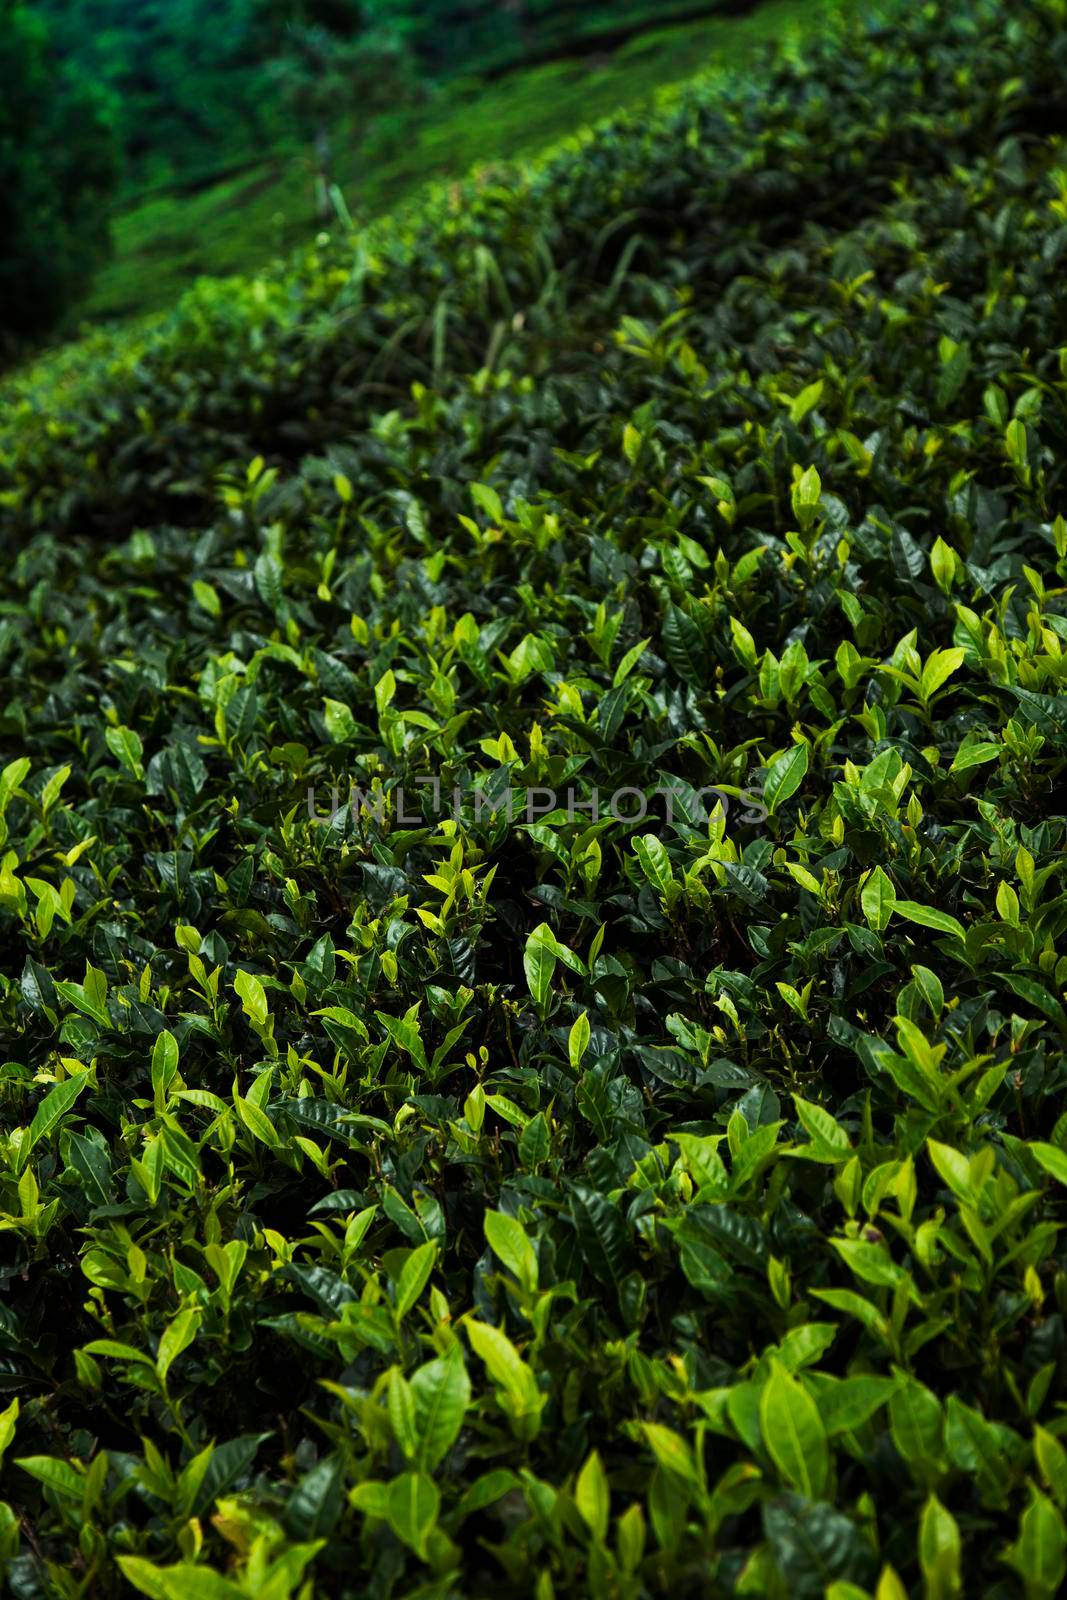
[37,0,275,187]
[0,0,117,342]
[2,0,1067,1596]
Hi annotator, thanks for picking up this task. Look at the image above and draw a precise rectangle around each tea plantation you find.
[2,0,1067,1595]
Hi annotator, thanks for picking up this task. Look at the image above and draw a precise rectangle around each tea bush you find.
[1,1,1067,1596]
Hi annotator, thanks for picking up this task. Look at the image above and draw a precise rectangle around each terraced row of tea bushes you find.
[1,1,1067,1597]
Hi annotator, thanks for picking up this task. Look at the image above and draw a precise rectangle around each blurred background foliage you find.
[0,0,118,337]
[3,0,772,347]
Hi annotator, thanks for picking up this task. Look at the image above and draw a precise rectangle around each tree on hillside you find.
[254,0,366,35]
[0,0,119,344]
[37,0,277,192]
[257,4,421,217]
[359,0,535,75]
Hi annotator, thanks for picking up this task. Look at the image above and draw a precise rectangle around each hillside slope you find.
[74,0,815,322]
[2,2,1067,1597]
